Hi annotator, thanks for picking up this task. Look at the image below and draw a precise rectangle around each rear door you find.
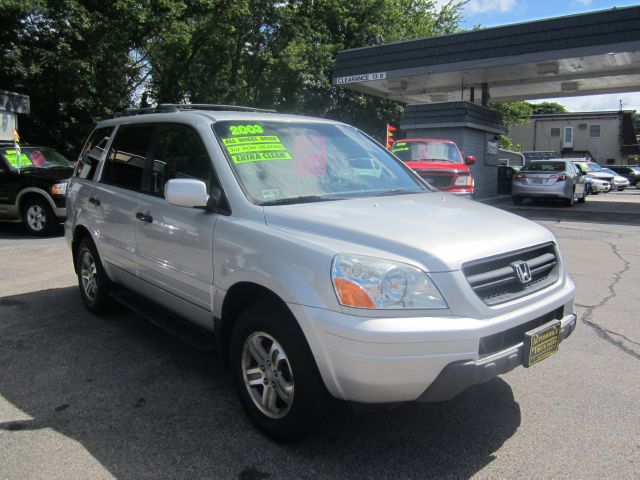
[93,124,155,275]
[134,123,218,323]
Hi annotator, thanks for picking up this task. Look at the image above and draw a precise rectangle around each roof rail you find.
[105,103,276,120]
[164,103,277,113]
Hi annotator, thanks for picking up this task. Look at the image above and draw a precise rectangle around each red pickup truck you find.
[391,138,475,196]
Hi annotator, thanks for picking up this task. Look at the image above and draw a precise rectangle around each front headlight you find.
[51,181,68,195]
[454,174,473,186]
[331,254,448,309]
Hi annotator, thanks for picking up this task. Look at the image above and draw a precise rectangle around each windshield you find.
[391,140,463,163]
[585,162,603,172]
[212,121,427,205]
[0,147,73,171]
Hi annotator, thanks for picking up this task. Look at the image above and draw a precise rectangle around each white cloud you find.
[466,0,517,14]
[574,0,593,6]
[531,92,640,112]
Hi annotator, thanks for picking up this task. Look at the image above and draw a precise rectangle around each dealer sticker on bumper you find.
[523,319,561,367]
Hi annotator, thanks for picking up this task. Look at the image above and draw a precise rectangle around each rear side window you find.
[102,125,154,190]
[76,127,113,180]
[150,124,215,196]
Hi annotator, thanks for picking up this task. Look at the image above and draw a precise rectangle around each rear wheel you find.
[564,189,575,207]
[75,238,113,314]
[22,197,56,235]
[578,187,586,203]
[231,302,330,441]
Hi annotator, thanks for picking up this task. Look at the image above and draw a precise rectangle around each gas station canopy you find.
[332,6,640,104]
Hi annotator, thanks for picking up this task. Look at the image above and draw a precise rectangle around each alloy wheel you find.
[241,331,294,419]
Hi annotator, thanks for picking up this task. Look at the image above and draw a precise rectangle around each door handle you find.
[88,197,100,206]
[135,212,153,223]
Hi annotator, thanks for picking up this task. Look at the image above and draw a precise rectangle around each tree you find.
[530,101,568,115]
[1,0,467,154]
[492,101,533,151]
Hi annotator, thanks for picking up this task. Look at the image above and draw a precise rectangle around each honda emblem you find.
[512,260,532,284]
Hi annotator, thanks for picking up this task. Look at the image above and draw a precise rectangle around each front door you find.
[134,124,218,325]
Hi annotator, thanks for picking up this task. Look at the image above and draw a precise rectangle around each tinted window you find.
[150,125,214,196]
[522,162,566,172]
[103,125,154,190]
[76,127,113,179]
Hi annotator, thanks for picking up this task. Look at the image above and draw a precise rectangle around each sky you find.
[457,0,640,112]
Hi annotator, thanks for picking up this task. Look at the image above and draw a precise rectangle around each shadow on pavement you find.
[0,287,521,479]
[0,221,64,239]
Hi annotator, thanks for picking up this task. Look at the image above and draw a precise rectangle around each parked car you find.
[390,138,475,196]
[600,168,630,191]
[66,105,576,440]
[0,144,74,234]
[512,159,587,206]
[585,177,611,195]
[606,165,640,188]
[572,160,615,186]
[573,162,610,194]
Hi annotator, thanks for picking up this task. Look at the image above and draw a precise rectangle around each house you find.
[508,110,639,165]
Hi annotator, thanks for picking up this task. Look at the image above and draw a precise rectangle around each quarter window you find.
[150,125,215,196]
[102,125,154,190]
[76,127,113,180]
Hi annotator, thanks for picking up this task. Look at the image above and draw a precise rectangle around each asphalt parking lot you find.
[1,190,639,479]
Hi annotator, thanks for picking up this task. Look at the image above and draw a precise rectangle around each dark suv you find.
[0,143,75,234]
[607,165,640,188]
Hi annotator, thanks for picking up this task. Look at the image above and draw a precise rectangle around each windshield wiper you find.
[373,188,424,197]
[260,195,341,206]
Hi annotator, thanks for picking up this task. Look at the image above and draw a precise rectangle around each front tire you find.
[231,302,330,441]
[75,238,113,314]
[22,197,56,235]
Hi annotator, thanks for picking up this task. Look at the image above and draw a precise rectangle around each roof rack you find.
[107,103,276,119]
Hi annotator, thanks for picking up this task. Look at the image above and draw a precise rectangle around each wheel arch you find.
[16,188,57,215]
[218,282,301,369]
[71,225,94,274]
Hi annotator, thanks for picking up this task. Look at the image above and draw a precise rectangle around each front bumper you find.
[417,313,576,402]
[288,276,575,404]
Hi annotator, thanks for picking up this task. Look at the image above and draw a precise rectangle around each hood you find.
[263,192,554,272]
[587,172,614,180]
[405,161,469,173]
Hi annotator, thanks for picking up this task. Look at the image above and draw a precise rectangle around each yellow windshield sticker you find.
[226,143,286,155]
[392,147,409,152]
[232,151,292,164]
[222,135,281,146]
[230,124,264,136]
[3,150,32,168]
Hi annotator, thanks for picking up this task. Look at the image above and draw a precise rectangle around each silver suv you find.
[66,105,576,440]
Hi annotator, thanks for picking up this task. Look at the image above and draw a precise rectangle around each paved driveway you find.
[0,191,638,479]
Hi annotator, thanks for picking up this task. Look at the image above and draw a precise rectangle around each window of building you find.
[589,125,601,138]
[550,128,560,137]
[102,125,154,191]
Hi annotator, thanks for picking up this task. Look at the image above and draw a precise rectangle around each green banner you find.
[222,135,281,146]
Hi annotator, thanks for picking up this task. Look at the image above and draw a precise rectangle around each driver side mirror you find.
[464,155,476,165]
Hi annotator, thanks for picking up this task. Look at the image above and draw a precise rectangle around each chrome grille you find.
[463,243,559,305]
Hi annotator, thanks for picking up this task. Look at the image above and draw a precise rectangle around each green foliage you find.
[498,134,522,152]
[0,0,466,154]
[530,101,568,115]
[492,101,533,126]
